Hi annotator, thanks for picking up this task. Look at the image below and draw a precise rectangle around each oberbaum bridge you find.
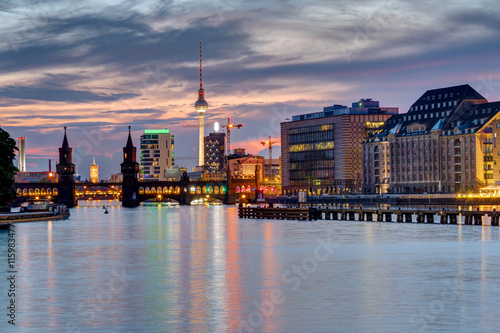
[13,127,260,208]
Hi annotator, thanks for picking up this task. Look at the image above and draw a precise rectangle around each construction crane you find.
[261,136,278,180]
[226,117,243,155]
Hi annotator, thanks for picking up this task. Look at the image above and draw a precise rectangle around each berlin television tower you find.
[194,41,208,167]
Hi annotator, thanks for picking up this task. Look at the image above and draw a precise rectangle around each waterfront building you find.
[227,149,265,181]
[90,156,99,183]
[363,84,500,194]
[17,137,26,172]
[14,171,57,183]
[281,99,398,195]
[259,157,282,196]
[204,132,226,173]
[164,166,187,181]
[110,173,123,182]
[263,158,281,181]
[139,129,175,181]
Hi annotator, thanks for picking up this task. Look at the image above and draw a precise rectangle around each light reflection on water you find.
[0,205,499,332]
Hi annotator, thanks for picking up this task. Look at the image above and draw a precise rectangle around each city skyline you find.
[1,0,500,179]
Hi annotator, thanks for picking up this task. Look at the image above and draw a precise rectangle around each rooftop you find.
[291,99,398,121]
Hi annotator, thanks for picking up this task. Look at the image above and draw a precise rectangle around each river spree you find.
[1,205,500,332]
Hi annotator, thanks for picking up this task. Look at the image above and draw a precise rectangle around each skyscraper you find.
[194,41,208,167]
[204,132,226,173]
[139,129,175,180]
[17,137,26,172]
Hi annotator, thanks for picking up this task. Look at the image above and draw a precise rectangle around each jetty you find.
[238,206,500,226]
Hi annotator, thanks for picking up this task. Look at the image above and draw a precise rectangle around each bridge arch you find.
[139,187,145,194]
[214,186,219,194]
[145,186,151,194]
[29,188,34,196]
[235,186,240,193]
[163,186,168,194]
[53,188,58,196]
[202,186,207,194]
[41,189,46,195]
[16,188,22,196]
[175,186,180,194]
[47,188,52,195]
[196,186,202,195]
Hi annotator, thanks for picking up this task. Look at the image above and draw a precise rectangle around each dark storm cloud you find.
[448,10,500,30]
[0,10,253,81]
[0,86,139,102]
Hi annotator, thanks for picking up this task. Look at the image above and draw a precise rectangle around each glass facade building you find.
[288,124,335,186]
[281,99,397,195]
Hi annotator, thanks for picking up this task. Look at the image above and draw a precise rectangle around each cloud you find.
[101,108,163,114]
[3,0,500,178]
[0,86,139,102]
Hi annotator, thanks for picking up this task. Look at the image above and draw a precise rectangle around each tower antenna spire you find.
[199,40,203,90]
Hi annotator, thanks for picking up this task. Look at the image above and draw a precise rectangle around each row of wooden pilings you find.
[238,206,500,226]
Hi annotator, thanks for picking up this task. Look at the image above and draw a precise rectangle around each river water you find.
[1,205,500,332]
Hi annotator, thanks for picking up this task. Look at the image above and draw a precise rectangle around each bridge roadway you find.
[14,177,258,205]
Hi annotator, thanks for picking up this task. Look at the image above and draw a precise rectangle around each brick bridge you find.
[13,128,259,207]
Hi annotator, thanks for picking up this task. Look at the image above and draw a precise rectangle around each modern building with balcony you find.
[139,129,175,181]
[363,84,500,194]
[281,99,398,195]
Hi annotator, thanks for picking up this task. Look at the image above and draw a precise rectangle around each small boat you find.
[140,198,179,207]
[0,201,70,226]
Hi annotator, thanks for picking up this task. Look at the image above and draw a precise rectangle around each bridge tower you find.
[178,171,190,205]
[121,126,140,207]
[56,127,75,208]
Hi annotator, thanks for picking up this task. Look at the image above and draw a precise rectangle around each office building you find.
[204,132,226,173]
[363,84,500,194]
[140,129,175,181]
[281,99,398,195]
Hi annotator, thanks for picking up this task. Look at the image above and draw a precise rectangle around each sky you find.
[1,0,500,180]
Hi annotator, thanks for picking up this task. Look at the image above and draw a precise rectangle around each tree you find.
[0,127,18,206]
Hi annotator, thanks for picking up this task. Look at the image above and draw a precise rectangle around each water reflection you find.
[1,206,500,332]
